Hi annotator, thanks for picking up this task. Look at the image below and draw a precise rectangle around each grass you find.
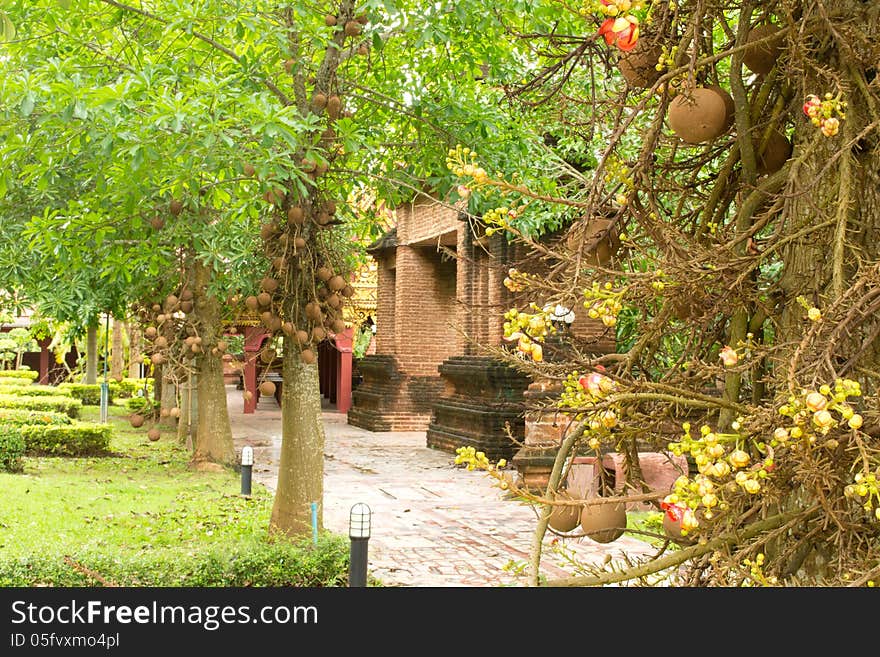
[0,401,349,587]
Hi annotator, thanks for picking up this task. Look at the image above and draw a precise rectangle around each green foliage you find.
[58,382,112,405]
[0,369,38,380]
[126,395,158,415]
[0,408,73,426]
[17,422,112,456]
[0,425,25,472]
[0,394,81,418]
[0,384,70,397]
[0,377,34,386]
[109,377,153,399]
[0,400,348,586]
[0,534,349,587]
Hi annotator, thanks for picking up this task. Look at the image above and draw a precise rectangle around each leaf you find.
[20,94,35,118]
[0,12,16,43]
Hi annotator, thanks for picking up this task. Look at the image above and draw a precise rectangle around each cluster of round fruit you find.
[776,379,863,445]
[844,469,880,521]
[583,281,624,327]
[445,145,488,185]
[803,92,847,138]
[502,306,556,362]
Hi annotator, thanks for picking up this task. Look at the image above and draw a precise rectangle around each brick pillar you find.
[334,328,354,414]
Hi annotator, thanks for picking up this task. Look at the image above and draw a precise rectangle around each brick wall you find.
[375,257,396,355]
[397,197,461,245]
[393,245,462,377]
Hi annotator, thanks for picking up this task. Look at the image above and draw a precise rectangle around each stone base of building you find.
[348,355,444,431]
[426,356,531,460]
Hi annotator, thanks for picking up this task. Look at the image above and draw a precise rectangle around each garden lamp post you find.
[240,445,253,496]
[348,503,371,587]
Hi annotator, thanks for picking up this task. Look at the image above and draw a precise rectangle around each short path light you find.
[348,503,371,587]
[240,445,254,496]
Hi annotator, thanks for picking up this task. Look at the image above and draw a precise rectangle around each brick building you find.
[348,196,615,464]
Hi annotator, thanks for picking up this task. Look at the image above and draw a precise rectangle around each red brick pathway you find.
[227,387,655,586]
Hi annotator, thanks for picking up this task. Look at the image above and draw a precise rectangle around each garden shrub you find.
[0,408,72,426]
[0,377,34,387]
[126,396,158,414]
[0,425,25,472]
[0,384,71,397]
[57,383,111,406]
[0,394,81,418]
[18,422,112,456]
[0,534,350,586]
[110,378,153,399]
[0,370,38,380]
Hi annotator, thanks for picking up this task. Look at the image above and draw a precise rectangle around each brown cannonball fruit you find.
[154,336,168,348]
[243,163,256,177]
[344,21,362,37]
[300,349,317,364]
[170,407,181,418]
[316,266,333,282]
[129,413,145,428]
[145,326,158,339]
[147,427,161,442]
[281,322,294,336]
[150,216,165,230]
[755,129,792,175]
[325,14,337,27]
[328,275,346,291]
[331,319,346,333]
[313,92,328,109]
[261,277,279,293]
[617,40,663,89]
[341,285,355,298]
[667,87,728,144]
[287,206,304,224]
[180,289,193,301]
[169,199,183,216]
[216,340,227,352]
[180,300,193,313]
[742,24,783,76]
[326,95,342,120]
[305,301,323,322]
[245,295,259,311]
[257,292,272,307]
[312,326,327,342]
[259,381,276,396]
[294,237,307,250]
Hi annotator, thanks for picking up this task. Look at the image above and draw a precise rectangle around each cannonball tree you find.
[446,0,880,586]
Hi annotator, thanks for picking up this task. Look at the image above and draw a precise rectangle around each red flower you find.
[599,15,640,52]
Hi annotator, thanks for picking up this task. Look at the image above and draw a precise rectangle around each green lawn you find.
[0,401,348,586]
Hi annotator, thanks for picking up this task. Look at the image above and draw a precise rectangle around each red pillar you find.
[242,326,265,414]
[38,338,51,385]
[334,328,354,414]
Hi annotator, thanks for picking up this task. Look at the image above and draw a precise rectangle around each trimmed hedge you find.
[0,384,71,397]
[18,422,112,456]
[0,425,25,472]
[0,534,349,586]
[0,395,81,418]
[0,370,38,380]
[57,383,112,406]
[0,377,34,387]
[110,378,153,399]
[0,409,73,426]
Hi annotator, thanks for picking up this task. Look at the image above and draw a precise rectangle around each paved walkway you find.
[227,386,654,586]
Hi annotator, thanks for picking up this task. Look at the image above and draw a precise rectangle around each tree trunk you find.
[110,318,124,381]
[269,341,325,536]
[127,322,141,378]
[85,323,98,384]
[190,259,235,469]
